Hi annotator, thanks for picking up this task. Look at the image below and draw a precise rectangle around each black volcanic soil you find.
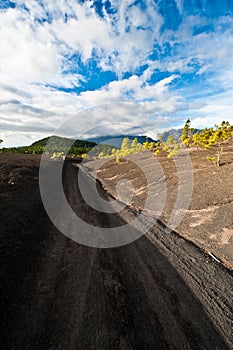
[0,153,233,349]
[85,144,233,269]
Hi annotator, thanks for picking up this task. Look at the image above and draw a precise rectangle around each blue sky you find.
[0,0,233,146]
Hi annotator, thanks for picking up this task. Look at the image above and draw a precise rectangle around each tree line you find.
[180,119,233,166]
[97,119,233,166]
[1,121,232,165]
[0,136,96,158]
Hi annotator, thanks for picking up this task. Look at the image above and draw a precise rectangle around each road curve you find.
[1,160,232,349]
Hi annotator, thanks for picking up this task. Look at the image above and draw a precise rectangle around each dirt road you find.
[1,158,232,349]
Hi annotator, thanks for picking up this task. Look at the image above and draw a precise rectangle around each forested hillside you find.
[0,136,96,156]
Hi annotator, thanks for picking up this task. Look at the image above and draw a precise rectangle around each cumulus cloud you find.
[0,73,184,146]
[0,0,233,146]
[0,0,163,86]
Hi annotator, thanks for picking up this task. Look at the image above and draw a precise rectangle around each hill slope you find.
[1,136,96,155]
[31,136,96,149]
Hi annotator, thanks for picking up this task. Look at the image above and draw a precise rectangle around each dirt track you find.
[0,155,233,349]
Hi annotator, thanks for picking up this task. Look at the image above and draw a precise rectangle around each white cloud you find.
[175,0,183,14]
[0,1,233,146]
[0,73,184,146]
[0,0,164,88]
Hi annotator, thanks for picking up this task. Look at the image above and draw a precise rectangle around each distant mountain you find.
[160,128,201,142]
[88,135,156,148]
[159,129,183,141]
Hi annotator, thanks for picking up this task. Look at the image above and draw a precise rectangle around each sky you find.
[0,0,233,147]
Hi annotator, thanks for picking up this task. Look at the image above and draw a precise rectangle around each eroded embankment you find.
[79,158,233,346]
[82,150,233,269]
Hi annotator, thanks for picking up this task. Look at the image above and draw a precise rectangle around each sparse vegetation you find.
[206,121,233,166]
[191,121,233,166]
[105,120,233,164]
[162,135,180,158]
[2,121,232,166]
[98,137,145,161]
[97,135,179,162]
[51,152,66,160]
[175,118,233,166]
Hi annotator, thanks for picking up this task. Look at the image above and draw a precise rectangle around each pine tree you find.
[194,121,233,166]
[208,121,232,166]
[121,137,131,151]
[192,132,201,149]
[181,119,193,146]
[131,138,139,150]
[162,135,180,157]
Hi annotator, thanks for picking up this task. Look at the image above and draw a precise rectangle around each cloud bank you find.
[0,0,232,146]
